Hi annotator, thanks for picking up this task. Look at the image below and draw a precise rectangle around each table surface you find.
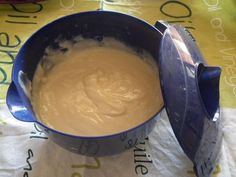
[0,1,235,177]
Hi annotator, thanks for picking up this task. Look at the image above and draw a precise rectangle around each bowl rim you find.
[10,10,165,139]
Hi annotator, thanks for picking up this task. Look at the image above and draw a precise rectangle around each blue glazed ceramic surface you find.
[158,23,222,177]
[6,11,164,156]
[6,11,222,177]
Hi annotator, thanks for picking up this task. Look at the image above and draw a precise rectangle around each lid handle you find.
[197,63,221,121]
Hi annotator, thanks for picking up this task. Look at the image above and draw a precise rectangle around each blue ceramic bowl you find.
[6,11,165,156]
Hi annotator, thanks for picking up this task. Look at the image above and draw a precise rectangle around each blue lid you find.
[156,22,222,177]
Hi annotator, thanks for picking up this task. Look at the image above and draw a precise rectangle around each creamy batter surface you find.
[32,37,163,136]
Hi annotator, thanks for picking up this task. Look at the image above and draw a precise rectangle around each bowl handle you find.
[6,82,35,122]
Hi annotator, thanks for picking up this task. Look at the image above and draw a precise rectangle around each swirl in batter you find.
[32,38,163,136]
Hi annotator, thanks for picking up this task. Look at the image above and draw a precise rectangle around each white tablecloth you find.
[0,104,235,177]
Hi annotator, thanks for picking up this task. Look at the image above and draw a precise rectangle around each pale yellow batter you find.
[32,38,163,136]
